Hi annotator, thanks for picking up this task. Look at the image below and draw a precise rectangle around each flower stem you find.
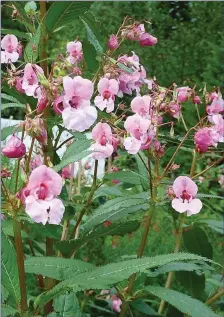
[206,288,224,305]
[26,136,35,173]
[13,220,28,312]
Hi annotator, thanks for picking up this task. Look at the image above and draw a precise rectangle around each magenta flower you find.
[62,76,97,132]
[171,176,202,216]
[23,165,64,225]
[2,135,26,158]
[206,97,224,115]
[15,77,25,93]
[139,33,158,46]
[91,122,114,160]
[193,95,202,104]
[53,95,65,114]
[66,41,83,64]
[194,127,219,153]
[1,34,19,63]
[107,34,119,50]
[131,95,152,117]
[167,102,181,118]
[22,63,44,97]
[61,165,74,179]
[94,78,119,113]
[177,86,191,103]
[112,295,122,313]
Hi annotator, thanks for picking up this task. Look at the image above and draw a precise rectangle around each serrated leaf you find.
[1,125,22,141]
[104,171,142,185]
[197,193,224,200]
[24,23,41,63]
[83,192,149,230]
[145,286,219,317]
[46,2,92,33]
[135,152,149,191]
[1,305,19,317]
[56,221,140,256]
[34,253,216,308]
[25,257,94,280]
[176,271,205,299]
[1,233,20,306]
[53,292,81,317]
[94,186,124,199]
[1,103,26,111]
[54,139,92,172]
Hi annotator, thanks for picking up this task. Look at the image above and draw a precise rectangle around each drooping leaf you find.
[54,139,92,172]
[34,253,216,308]
[46,2,92,33]
[83,192,149,230]
[56,221,141,256]
[53,292,81,317]
[1,233,20,306]
[25,257,94,280]
[24,24,42,63]
[144,286,219,317]
[1,103,26,111]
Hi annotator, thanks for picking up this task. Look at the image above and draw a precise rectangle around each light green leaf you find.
[1,233,20,306]
[53,292,81,317]
[1,103,26,111]
[24,24,42,63]
[1,93,20,103]
[1,305,19,317]
[46,2,92,33]
[104,171,142,185]
[25,257,94,280]
[54,139,92,172]
[145,286,219,317]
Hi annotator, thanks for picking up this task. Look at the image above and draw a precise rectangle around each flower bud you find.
[37,95,48,113]
[15,77,25,93]
[107,35,119,50]
[167,186,175,199]
[72,67,82,76]
[2,135,26,158]
[153,140,165,158]
[139,33,158,46]
[61,165,73,179]
[193,95,202,104]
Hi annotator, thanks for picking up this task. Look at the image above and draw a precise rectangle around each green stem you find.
[13,220,28,312]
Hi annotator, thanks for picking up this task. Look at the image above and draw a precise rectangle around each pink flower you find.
[2,135,26,158]
[206,97,224,115]
[177,86,191,103]
[131,95,151,117]
[167,102,181,118]
[53,95,64,114]
[22,63,44,97]
[193,95,202,104]
[30,155,43,171]
[62,76,97,132]
[94,78,119,113]
[91,123,114,160]
[23,165,64,225]
[218,175,224,188]
[112,295,122,313]
[107,34,119,50]
[209,114,224,142]
[124,114,150,140]
[171,176,202,216]
[194,127,219,153]
[123,24,145,41]
[1,34,19,63]
[153,140,165,157]
[123,136,141,154]
[61,165,73,179]
[139,33,157,46]
[66,41,83,64]
[36,87,48,113]
[15,77,25,93]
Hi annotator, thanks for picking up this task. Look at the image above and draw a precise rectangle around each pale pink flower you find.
[218,175,224,188]
[23,165,64,225]
[194,127,219,153]
[94,78,119,113]
[171,176,202,216]
[123,24,145,41]
[30,155,43,171]
[153,140,165,157]
[2,135,26,158]
[112,295,122,313]
[1,34,19,63]
[15,77,25,93]
[131,95,151,117]
[62,76,97,132]
[206,97,224,115]
[167,102,181,118]
[124,114,150,140]
[53,95,65,114]
[177,86,191,103]
[22,63,44,97]
[140,128,156,150]
[107,34,119,50]
[209,114,224,142]
[66,41,83,64]
[139,33,158,46]
[123,136,141,154]
[91,123,114,160]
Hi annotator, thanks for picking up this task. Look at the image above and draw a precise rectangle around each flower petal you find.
[171,198,187,213]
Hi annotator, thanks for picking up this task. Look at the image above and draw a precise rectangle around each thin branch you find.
[55,136,74,151]
[206,288,224,305]
[192,157,224,180]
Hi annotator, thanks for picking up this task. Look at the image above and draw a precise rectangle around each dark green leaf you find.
[176,271,205,299]
[82,39,99,72]
[53,292,81,317]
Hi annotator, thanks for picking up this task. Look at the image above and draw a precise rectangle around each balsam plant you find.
[1,2,224,317]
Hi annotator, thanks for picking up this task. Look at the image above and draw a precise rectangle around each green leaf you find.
[197,193,224,200]
[117,62,134,74]
[176,271,205,299]
[1,93,21,103]
[34,253,216,308]
[135,152,149,191]
[24,24,41,63]
[25,257,94,280]
[131,299,158,316]
[144,286,219,317]
[83,192,149,230]
[197,219,224,234]
[46,2,92,33]
[1,28,30,40]
[53,292,81,317]
[12,1,35,33]
[56,221,140,256]
[1,233,20,306]
[94,186,124,199]
[80,12,104,54]
[1,125,22,141]
[54,139,92,172]
[183,226,213,259]
[104,171,142,185]
[1,305,19,317]
[82,39,99,72]
[1,103,26,111]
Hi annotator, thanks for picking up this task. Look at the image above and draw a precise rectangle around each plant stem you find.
[158,150,197,315]
[192,157,224,180]
[39,0,48,75]
[180,112,188,132]
[206,288,224,305]
[15,123,25,193]
[26,136,35,173]
[13,220,28,312]
[119,152,156,317]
